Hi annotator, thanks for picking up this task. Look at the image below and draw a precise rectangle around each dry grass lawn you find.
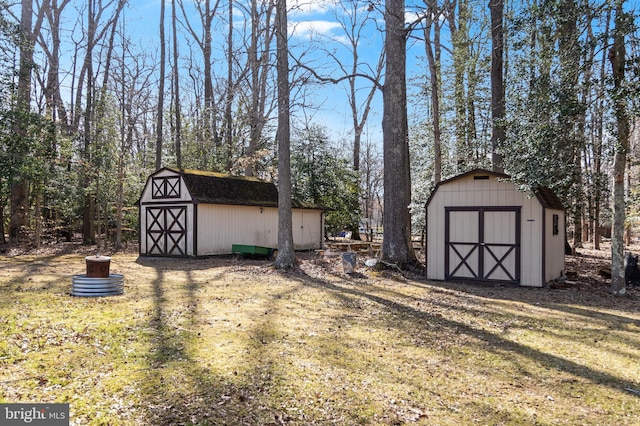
[1,244,639,425]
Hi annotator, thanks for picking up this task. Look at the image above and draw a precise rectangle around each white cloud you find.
[290,20,341,39]
[288,0,337,16]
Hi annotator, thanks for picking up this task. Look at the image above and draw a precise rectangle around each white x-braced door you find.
[445,207,520,283]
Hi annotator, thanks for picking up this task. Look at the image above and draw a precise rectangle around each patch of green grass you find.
[1,253,639,425]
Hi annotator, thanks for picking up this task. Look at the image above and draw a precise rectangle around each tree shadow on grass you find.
[132,256,640,424]
[289,268,640,398]
[135,255,273,272]
[137,264,304,425]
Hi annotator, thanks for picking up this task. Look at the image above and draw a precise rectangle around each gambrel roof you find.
[158,167,324,209]
[425,168,564,211]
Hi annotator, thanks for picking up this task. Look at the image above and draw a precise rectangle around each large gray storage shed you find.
[138,167,325,257]
[426,169,565,287]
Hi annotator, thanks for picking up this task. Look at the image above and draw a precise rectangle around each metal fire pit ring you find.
[71,274,124,297]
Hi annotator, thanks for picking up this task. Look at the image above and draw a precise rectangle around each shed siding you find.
[196,204,324,255]
[293,210,324,250]
[196,204,278,255]
[427,174,545,286]
[545,208,565,282]
[520,202,543,287]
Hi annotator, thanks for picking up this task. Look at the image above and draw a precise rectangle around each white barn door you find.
[145,206,188,256]
[445,207,520,283]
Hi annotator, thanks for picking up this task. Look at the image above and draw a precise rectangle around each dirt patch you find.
[561,243,640,295]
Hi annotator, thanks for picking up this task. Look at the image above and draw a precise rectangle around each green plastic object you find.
[232,244,277,259]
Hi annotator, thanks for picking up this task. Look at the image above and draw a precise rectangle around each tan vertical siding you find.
[520,199,543,287]
[196,205,278,255]
[545,209,565,282]
[293,211,324,250]
[196,205,323,255]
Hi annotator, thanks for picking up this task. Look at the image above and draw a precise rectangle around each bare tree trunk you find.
[244,0,274,176]
[593,7,611,251]
[489,0,505,173]
[424,0,442,183]
[115,18,126,250]
[156,0,166,170]
[448,0,469,169]
[245,0,260,176]
[202,0,218,153]
[382,0,416,267]
[225,0,234,172]
[274,0,295,269]
[610,0,628,295]
[34,186,42,247]
[10,0,36,244]
[82,0,96,245]
[172,0,182,168]
[96,174,102,248]
[40,0,72,134]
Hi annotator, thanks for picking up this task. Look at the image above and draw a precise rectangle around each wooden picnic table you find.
[324,241,382,256]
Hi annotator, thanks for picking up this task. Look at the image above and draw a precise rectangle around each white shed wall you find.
[426,174,545,287]
[196,204,323,255]
[196,204,277,255]
[545,209,566,282]
[520,202,544,287]
[293,210,324,250]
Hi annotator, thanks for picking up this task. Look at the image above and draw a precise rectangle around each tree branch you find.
[292,58,384,92]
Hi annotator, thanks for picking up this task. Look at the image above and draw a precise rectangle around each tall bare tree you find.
[38,0,72,134]
[10,0,38,243]
[274,0,295,269]
[331,1,384,172]
[489,0,505,172]
[178,0,222,167]
[156,0,165,170]
[610,0,629,295]
[382,0,416,267]
[446,0,471,168]
[423,0,444,183]
[224,0,234,171]
[171,0,182,168]
[81,0,96,244]
[244,0,275,176]
[591,6,612,251]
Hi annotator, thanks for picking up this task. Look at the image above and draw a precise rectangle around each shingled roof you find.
[532,186,565,210]
[166,168,323,209]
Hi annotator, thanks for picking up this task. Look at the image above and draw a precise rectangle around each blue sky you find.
[122,0,402,147]
[38,0,462,150]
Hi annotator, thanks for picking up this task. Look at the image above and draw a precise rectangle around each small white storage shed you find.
[425,169,565,287]
[138,167,325,257]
